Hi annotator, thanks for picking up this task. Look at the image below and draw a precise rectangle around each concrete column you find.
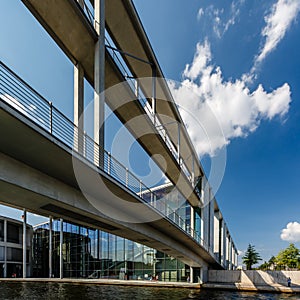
[3,219,7,278]
[189,266,193,283]
[229,237,233,270]
[22,209,27,278]
[94,0,105,167]
[59,218,63,279]
[218,218,222,263]
[201,177,209,249]
[152,67,156,125]
[190,206,194,237]
[74,63,84,154]
[208,193,214,252]
[213,211,220,261]
[222,222,227,268]
[226,235,230,270]
[49,216,53,278]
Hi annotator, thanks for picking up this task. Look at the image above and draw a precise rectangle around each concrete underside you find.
[0,101,222,269]
[20,0,202,207]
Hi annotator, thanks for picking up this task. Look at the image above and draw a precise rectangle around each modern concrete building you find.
[0,215,33,278]
[0,0,238,282]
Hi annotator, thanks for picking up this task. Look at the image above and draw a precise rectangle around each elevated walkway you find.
[0,61,221,269]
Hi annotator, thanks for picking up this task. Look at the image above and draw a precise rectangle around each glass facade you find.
[33,220,189,282]
[0,216,32,278]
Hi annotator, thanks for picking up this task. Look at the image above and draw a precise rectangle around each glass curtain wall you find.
[33,220,189,282]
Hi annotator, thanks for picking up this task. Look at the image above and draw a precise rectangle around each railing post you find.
[50,102,53,134]
[139,180,142,196]
[126,168,128,187]
[83,131,87,158]
[107,152,111,175]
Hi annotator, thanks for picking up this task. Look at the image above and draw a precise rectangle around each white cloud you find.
[254,0,300,68]
[280,222,300,242]
[170,41,291,157]
[204,1,244,39]
[197,8,204,20]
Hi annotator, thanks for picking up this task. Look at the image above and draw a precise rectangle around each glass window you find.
[7,247,22,262]
[7,222,20,244]
[0,246,4,260]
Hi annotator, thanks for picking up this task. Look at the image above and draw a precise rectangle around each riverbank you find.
[0,278,200,289]
[203,282,300,293]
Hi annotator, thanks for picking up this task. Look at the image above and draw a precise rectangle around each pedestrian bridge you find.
[0,61,222,270]
[1,0,238,276]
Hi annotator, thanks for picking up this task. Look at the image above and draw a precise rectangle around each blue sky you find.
[133,0,300,262]
[1,0,300,264]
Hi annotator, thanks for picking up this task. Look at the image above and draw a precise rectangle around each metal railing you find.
[77,0,195,189]
[0,61,212,254]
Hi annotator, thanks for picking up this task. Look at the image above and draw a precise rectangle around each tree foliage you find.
[242,244,262,270]
[275,243,300,270]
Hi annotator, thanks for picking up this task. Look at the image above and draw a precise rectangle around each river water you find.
[0,282,298,300]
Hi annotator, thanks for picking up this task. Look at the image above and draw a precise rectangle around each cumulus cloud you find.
[280,222,300,242]
[169,40,291,157]
[254,0,300,69]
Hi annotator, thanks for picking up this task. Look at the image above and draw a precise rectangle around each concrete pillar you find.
[189,266,193,283]
[228,237,232,270]
[3,219,7,278]
[49,216,53,278]
[213,211,220,261]
[74,63,84,154]
[226,234,230,270]
[59,218,63,279]
[22,209,27,278]
[190,206,194,238]
[208,193,214,252]
[201,177,209,249]
[94,0,105,167]
[152,66,156,125]
[222,222,227,268]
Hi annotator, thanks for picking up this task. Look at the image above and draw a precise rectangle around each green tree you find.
[242,244,262,270]
[258,255,276,270]
[275,243,300,270]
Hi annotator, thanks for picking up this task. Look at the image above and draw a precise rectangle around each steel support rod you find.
[49,216,53,278]
[22,209,27,278]
[60,218,63,279]
[94,0,105,168]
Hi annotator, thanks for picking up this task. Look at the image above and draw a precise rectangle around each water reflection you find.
[0,282,298,300]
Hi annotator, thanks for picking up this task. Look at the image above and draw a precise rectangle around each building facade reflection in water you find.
[33,219,190,281]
